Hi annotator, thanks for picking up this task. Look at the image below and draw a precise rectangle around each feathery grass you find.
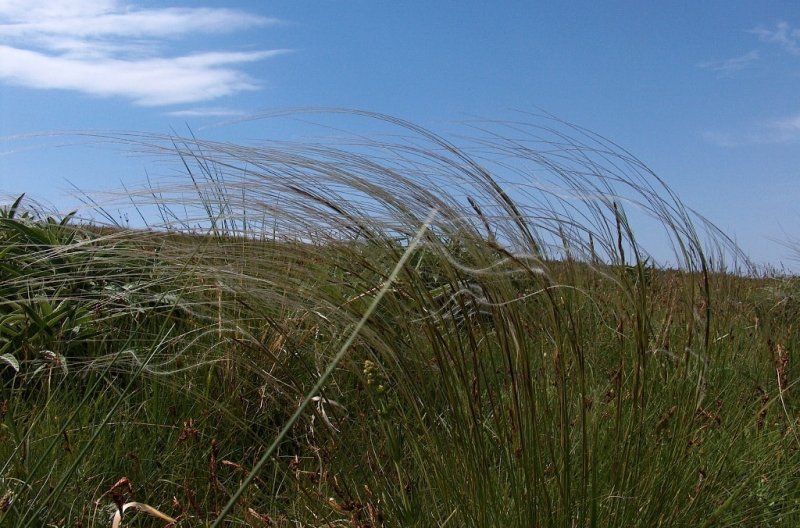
[1,111,797,527]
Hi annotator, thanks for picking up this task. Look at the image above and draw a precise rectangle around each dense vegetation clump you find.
[1,113,798,527]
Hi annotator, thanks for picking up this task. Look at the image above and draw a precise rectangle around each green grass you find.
[1,112,798,527]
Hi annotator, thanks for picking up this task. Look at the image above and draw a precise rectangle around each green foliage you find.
[2,114,798,527]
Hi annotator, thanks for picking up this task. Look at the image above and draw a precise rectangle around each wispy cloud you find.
[697,50,759,76]
[703,112,800,147]
[0,0,287,106]
[165,107,246,118]
[750,21,800,55]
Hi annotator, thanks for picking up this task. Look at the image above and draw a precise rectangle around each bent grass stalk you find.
[111,501,177,528]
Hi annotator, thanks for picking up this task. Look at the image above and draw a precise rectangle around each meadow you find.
[1,113,798,527]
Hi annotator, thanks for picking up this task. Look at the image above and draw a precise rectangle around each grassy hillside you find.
[1,114,798,527]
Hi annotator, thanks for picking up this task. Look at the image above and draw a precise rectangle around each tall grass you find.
[1,111,797,527]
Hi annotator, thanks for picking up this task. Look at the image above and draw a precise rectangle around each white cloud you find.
[165,107,246,117]
[697,50,759,76]
[0,7,278,40]
[703,112,800,147]
[750,21,800,55]
[0,0,286,106]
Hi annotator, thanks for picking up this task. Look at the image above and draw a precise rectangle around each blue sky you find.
[1,1,799,268]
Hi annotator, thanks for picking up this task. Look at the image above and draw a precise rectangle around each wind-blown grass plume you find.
[1,111,796,527]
